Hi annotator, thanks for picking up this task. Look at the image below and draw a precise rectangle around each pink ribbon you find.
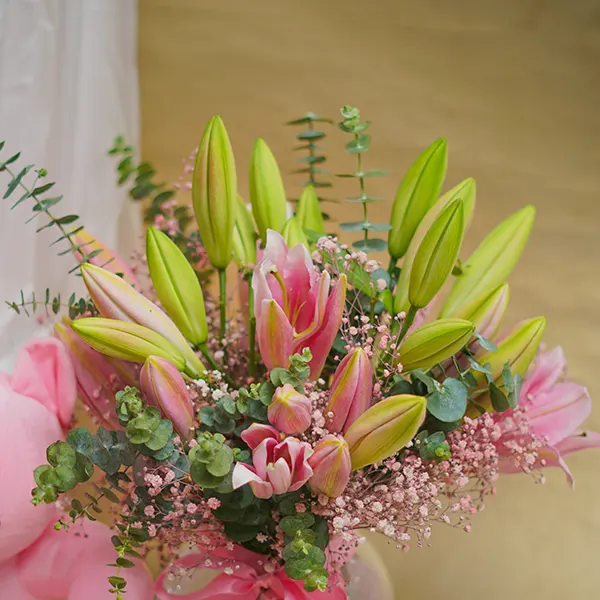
[155,545,347,600]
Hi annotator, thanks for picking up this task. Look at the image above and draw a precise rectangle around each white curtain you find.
[0,0,140,371]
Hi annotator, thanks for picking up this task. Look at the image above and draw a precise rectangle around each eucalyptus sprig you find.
[336,106,390,253]
[6,289,95,319]
[0,142,102,271]
[287,112,334,197]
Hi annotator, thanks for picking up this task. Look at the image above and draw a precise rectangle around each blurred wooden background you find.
[138,1,600,597]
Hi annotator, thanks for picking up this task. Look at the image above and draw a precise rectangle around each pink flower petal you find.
[240,423,280,450]
[268,457,292,494]
[528,382,591,445]
[232,463,273,499]
[256,299,293,371]
[521,347,566,399]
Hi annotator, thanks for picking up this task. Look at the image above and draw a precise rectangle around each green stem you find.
[307,119,316,187]
[199,344,236,387]
[247,275,257,378]
[388,256,396,276]
[356,138,368,244]
[398,305,419,342]
[218,268,227,341]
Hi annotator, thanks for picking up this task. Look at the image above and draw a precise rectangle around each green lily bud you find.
[192,115,237,269]
[394,178,476,314]
[296,185,325,235]
[398,318,475,372]
[249,138,287,240]
[475,317,546,385]
[388,138,448,261]
[146,227,208,345]
[344,394,427,470]
[408,199,465,309]
[450,283,509,340]
[71,318,186,371]
[440,205,535,317]
[232,195,258,267]
[282,216,309,249]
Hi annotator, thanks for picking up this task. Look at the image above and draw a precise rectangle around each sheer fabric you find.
[0,0,140,370]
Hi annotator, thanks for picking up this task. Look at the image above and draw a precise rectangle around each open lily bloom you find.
[497,347,600,485]
[253,230,346,378]
[232,424,313,499]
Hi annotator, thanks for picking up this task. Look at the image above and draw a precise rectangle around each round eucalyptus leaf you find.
[427,378,468,422]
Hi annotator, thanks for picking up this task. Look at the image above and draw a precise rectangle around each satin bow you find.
[155,545,347,600]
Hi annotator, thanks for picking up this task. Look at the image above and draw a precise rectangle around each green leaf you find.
[0,152,21,172]
[144,419,173,451]
[345,195,384,203]
[296,131,326,141]
[367,223,393,232]
[223,522,260,542]
[340,221,367,232]
[352,238,387,253]
[116,557,135,569]
[190,462,225,488]
[33,465,53,486]
[280,513,315,534]
[363,169,387,177]
[47,441,77,468]
[206,446,234,477]
[427,378,468,422]
[270,367,288,387]
[67,428,93,457]
[100,487,120,503]
[55,214,79,225]
[474,332,497,352]
[386,378,413,396]
[32,182,55,195]
[489,382,510,412]
[3,164,32,198]
[91,428,123,474]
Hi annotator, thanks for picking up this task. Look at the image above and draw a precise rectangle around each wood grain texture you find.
[139,1,600,597]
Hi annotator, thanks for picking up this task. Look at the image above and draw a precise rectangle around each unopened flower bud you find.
[388,138,448,261]
[450,283,509,340]
[325,348,372,433]
[344,394,427,470]
[140,356,195,440]
[440,205,535,317]
[71,318,186,371]
[249,138,287,240]
[146,226,208,345]
[408,199,465,309]
[398,318,475,372]
[267,383,312,434]
[308,436,351,497]
[192,115,237,270]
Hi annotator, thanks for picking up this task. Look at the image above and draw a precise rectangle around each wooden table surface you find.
[139,1,600,597]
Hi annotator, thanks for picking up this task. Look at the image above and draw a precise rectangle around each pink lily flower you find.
[253,230,347,378]
[232,424,313,499]
[497,347,600,486]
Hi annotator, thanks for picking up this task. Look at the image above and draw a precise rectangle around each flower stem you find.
[356,139,368,244]
[218,268,227,341]
[388,256,396,276]
[398,305,418,342]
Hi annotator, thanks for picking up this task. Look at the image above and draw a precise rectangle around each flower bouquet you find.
[1,106,598,599]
